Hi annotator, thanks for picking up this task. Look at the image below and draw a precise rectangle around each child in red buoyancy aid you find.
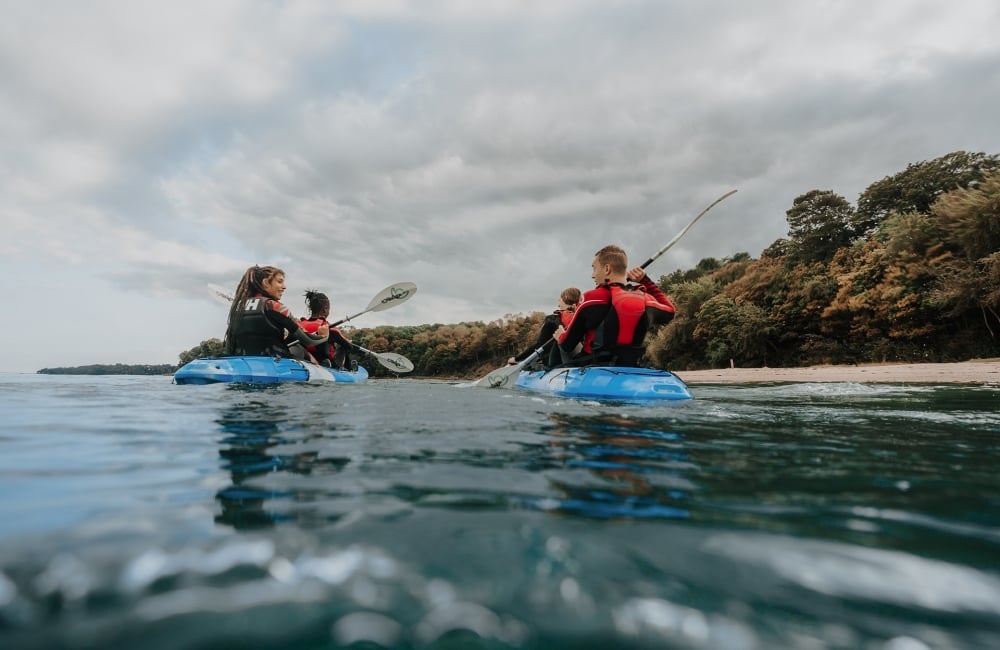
[507,287,582,370]
[300,290,355,369]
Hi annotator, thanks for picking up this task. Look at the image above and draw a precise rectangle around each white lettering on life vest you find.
[244,298,261,311]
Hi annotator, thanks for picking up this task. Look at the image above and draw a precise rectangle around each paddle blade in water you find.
[481,366,520,388]
[374,352,414,373]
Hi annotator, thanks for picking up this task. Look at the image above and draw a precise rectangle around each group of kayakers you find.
[507,244,675,370]
[222,265,355,369]
[222,243,675,372]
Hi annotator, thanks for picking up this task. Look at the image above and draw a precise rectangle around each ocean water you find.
[0,372,998,650]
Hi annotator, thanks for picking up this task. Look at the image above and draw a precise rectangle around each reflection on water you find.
[215,392,350,530]
[532,413,691,520]
[212,394,697,529]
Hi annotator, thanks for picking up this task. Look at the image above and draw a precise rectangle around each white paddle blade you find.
[365,282,417,312]
[207,283,234,305]
[374,352,414,373]
[474,347,543,388]
[479,365,521,388]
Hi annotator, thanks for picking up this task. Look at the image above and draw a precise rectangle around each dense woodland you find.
[48,151,999,377]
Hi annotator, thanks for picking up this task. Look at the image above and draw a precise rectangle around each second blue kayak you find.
[514,366,692,402]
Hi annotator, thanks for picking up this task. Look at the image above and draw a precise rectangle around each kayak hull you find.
[514,366,692,402]
[173,356,368,385]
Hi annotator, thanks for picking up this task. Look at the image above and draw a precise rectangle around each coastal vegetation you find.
[349,150,1000,374]
[39,150,1000,377]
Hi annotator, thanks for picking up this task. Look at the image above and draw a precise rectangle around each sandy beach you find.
[674,359,1000,385]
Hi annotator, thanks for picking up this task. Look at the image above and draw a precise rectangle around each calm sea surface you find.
[0,372,998,649]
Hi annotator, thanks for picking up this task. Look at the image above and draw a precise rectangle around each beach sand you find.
[674,359,1000,385]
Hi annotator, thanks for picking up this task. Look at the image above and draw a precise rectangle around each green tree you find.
[930,170,1000,338]
[785,190,856,262]
[761,238,789,259]
[692,295,776,367]
[647,275,721,369]
[179,338,224,365]
[854,150,1000,236]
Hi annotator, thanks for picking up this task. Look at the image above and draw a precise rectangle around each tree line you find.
[168,149,1000,377]
[38,364,177,376]
[645,150,999,369]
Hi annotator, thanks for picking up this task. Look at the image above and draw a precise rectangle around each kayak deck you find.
[514,366,692,402]
[174,356,368,385]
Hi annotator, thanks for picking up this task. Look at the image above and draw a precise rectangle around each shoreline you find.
[673,359,1000,385]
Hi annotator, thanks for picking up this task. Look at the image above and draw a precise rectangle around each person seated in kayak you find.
[507,287,581,370]
[300,289,355,369]
[553,244,675,367]
[222,265,330,361]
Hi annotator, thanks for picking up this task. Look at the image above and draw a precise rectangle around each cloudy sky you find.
[2,0,998,373]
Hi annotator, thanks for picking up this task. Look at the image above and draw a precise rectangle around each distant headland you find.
[37,364,176,376]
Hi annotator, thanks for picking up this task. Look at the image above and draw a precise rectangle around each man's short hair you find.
[594,245,628,274]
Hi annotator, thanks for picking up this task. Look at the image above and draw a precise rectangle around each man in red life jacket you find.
[554,244,675,367]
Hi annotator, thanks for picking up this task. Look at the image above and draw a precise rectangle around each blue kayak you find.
[514,366,692,402]
[174,356,368,385]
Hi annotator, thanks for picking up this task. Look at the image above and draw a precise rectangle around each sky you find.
[2,0,999,373]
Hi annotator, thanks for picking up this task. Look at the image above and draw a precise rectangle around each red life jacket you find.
[594,283,675,366]
[609,285,648,345]
[557,282,674,364]
[299,317,339,359]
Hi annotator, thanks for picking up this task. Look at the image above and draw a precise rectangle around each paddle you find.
[330,282,417,327]
[473,189,738,388]
[635,189,738,270]
[353,345,414,374]
[474,346,546,388]
[207,282,235,305]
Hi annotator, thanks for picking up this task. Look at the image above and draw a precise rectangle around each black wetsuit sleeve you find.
[514,314,559,362]
[291,328,329,347]
[329,329,351,347]
[638,277,676,325]
[559,300,609,354]
[268,309,328,346]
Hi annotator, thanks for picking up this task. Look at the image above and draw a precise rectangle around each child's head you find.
[559,287,581,312]
[304,290,330,319]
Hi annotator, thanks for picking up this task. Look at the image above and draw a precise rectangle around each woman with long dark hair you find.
[223,265,329,360]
